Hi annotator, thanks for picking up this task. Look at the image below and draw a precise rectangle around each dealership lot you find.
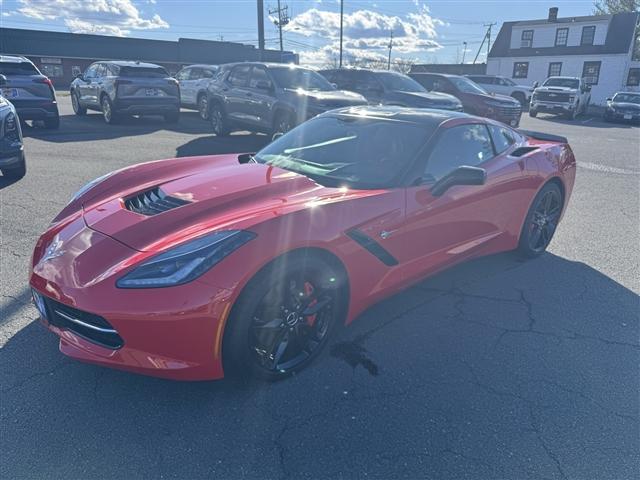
[1,96,638,479]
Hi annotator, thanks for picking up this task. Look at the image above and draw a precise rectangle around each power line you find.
[269,0,289,52]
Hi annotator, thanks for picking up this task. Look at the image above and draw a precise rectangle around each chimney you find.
[548,7,559,22]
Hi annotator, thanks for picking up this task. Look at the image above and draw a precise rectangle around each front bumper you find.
[10,99,59,121]
[604,110,640,121]
[0,145,24,168]
[531,101,575,114]
[29,217,233,381]
[114,97,180,116]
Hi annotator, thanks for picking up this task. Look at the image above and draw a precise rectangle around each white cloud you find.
[285,6,442,62]
[15,0,168,36]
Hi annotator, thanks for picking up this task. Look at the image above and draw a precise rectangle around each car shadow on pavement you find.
[0,174,23,190]
[21,111,214,142]
[175,133,270,158]
[1,251,638,478]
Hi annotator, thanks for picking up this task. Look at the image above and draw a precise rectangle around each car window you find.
[190,68,203,80]
[228,65,251,87]
[425,124,495,182]
[449,77,488,94]
[176,69,190,81]
[612,93,640,104]
[328,71,357,90]
[84,64,98,79]
[94,64,106,78]
[249,67,272,89]
[543,78,579,89]
[488,125,517,154]
[120,66,168,77]
[269,66,334,91]
[202,68,216,79]
[0,61,39,75]
[412,75,435,90]
[375,72,425,92]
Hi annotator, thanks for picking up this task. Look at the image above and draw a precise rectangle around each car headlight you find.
[116,230,256,288]
[68,171,115,204]
[569,96,575,102]
[5,112,17,132]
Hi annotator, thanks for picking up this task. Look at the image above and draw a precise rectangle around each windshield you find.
[449,76,487,95]
[612,93,640,104]
[255,115,432,189]
[269,67,334,91]
[120,66,168,78]
[501,77,516,86]
[0,62,39,75]
[375,72,426,92]
[543,78,579,88]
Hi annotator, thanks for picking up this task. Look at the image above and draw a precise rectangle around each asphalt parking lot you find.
[1,95,638,479]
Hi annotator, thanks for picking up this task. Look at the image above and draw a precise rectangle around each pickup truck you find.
[529,76,591,120]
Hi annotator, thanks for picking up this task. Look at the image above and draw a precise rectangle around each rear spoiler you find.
[518,129,568,144]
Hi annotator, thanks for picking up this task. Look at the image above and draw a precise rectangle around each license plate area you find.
[624,114,632,120]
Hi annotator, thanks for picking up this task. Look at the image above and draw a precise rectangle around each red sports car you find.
[30,107,576,381]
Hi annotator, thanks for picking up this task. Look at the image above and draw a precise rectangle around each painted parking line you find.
[578,161,640,175]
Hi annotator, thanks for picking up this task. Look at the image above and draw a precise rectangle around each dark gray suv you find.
[207,62,367,136]
[0,79,26,180]
[0,55,59,129]
[320,68,463,111]
[70,61,180,124]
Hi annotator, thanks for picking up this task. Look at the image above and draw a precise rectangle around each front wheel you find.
[518,183,563,258]
[71,90,86,115]
[223,254,345,380]
[197,95,210,121]
[1,153,26,180]
[210,103,230,136]
[529,109,538,118]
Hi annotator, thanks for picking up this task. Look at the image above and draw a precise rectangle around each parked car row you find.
[0,75,26,179]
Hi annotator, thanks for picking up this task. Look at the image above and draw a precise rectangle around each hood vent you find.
[124,187,190,216]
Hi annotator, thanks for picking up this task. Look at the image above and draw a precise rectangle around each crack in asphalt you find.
[528,406,568,480]
[1,359,72,394]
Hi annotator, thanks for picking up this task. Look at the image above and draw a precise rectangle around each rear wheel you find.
[223,254,345,380]
[197,94,210,121]
[518,183,563,258]
[210,102,230,136]
[71,90,86,115]
[566,103,578,120]
[101,95,119,124]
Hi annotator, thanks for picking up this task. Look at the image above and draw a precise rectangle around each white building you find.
[487,8,639,105]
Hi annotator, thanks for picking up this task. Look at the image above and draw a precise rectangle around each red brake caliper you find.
[304,282,317,326]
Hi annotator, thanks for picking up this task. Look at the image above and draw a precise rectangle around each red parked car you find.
[30,106,575,381]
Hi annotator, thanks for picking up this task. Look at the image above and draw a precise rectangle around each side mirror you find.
[255,80,272,91]
[271,131,284,142]
[0,74,6,86]
[75,72,84,81]
[430,166,486,197]
[606,97,612,101]
[532,81,539,88]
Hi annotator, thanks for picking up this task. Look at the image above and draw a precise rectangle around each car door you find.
[246,66,276,129]
[88,63,106,106]
[382,121,528,283]
[185,67,202,105]
[78,63,98,106]
[175,68,192,105]
[224,65,252,124]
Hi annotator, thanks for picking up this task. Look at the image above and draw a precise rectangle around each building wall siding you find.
[510,20,609,49]
[487,54,634,104]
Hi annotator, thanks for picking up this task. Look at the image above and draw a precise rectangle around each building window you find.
[548,62,562,77]
[555,28,569,46]
[520,30,534,48]
[40,64,64,78]
[581,26,596,46]
[582,61,601,85]
[627,68,640,86]
[513,62,529,78]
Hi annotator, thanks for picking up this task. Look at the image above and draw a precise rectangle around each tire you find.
[512,92,526,107]
[223,253,346,381]
[272,110,295,138]
[529,109,538,118]
[43,115,60,130]
[566,104,578,120]
[101,95,119,125]
[71,90,86,115]
[2,153,26,180]
[164,111,180,124]
[197,94,210,121]
[518,182,563,258]
[210,102,230,136]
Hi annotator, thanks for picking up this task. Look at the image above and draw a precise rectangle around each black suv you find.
[0,55,59,129]
[206,62,367,136]
[70,61,180,124]
[0,77,26,180]
[320,68,462,111]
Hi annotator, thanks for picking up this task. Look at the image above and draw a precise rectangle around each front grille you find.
[536,92,571,103]
[41,297,124,349]
[124,187,190,216]
[496,105,522,117]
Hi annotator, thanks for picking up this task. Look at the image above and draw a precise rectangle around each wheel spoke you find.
[253,316,284,332]
[269,330,289,369]
[302,295,332,316]
[530,225,543,249]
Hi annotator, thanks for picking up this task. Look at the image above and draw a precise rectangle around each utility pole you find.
[339,0,344,68]
[269,0,290,52]
[473,23,496,64]
[387,30,393,70]
[257,0,265,60]
[461,41,467,64]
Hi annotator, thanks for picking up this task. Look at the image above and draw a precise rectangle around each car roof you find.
[321,68,406,74]
[101,60,165,69]
[614,91,640,96]
[181,64,218,69]
[410,72,463,79]
[546,76,580,80]
[323,105,469,126]
[220,62,307,70]
[0,55,31,63]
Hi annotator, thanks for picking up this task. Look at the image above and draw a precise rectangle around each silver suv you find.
[0,77,26,180]
[0,55,59,129]
[175,64,218,120]
[70,61,180,124]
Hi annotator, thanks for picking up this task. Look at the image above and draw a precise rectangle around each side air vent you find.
[124,187,190,216]
[510,146,539,157]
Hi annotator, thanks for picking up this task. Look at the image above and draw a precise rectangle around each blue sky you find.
[0,1,594,67]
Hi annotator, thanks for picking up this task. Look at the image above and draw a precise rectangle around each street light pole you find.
[461,41,467,64]
[339,0,344,68]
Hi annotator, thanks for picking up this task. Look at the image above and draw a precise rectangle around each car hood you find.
[611,102,640,110]
[284,88,367,105]
[535,86,578,93]
[467,92,519,105]
[81,154,377,252]
[394,90,460,106]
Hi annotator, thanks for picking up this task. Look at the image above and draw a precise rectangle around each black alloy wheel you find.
[210,103,229,136]
[198,95,210,121]
[71,90,86,115]
[519,183,563,257]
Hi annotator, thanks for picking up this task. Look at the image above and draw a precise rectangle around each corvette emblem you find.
[41,236,66,263]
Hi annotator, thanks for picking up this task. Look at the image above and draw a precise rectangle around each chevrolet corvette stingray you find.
[30,106,576,381]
